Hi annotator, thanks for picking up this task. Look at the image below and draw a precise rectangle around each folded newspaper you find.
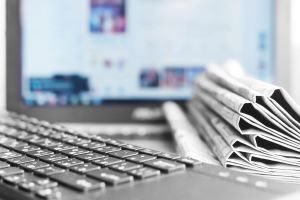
[189,66,300,183]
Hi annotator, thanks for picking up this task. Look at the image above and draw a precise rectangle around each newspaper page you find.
[195,74,300,142]
[187,101,260,168]
[191,100,257,151]
[162,101,219,165]
[194,81,300,152]
[189,100,300,182]
[189,66,300,182]
[188,102,236,166]
[205,66,259,102]
[206,66,300,132]
[237,77,300,130]
[190,99,300,166]
[194,88,300,160]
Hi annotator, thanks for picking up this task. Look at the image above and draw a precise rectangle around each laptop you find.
[4,0,299,200]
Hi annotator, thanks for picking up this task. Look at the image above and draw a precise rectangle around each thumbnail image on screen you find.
[90,0,126,33]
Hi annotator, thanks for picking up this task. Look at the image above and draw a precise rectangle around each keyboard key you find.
[49,133,69,140]
[78,141,105,149]
[50,172,105,191]
[8,156,35,164]
[4,140,28,148]
[158,153,180,160]
[76,152,105,161]
[106,139,127,147]
[70,163,100,173]
[0,137,16,145]
[93,156,123,166]
[110,161,142,172]
[144,159,186,173]
[87,168,133,185]
[20,161,50,170]
[58,134,76,139]
[63,137,91,145]
[138,148,161,155]
[0,125,17,136]
[16,131,32,139]
[61,148,90,156]
[0,136,12,143]
[19,178,58,192]
[95,146,121,154]
[35,166,66,176]
[0,161,10,168]
[128,167,160,179]
[49,143,75,151]
[54,158,84,168]
[60,134,77,141]
[108,150,138,158]
[0,151,22,159]
[34,178,58,188]
[27,149,54,158]
[40,154,68,162]
[38,130,56,137]
[90,135,111,143]
[12,131,30,139]
[3,173,36,185]
[27,135,46,143]
[35,187,62,199]
[0,167,24,177]
[38,139,61,147]
[122,144,143,151]
[0,147,9,153]
[18,133,38,140]
[14,145,41,153]
[127,154,156,163]
[176,157,202,167]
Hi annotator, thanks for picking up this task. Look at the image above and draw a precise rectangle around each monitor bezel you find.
[6,0,288,123]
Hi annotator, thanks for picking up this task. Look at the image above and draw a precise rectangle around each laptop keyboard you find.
[0,112,200,199]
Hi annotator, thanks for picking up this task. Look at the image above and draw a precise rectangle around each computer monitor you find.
[6,0,287,123]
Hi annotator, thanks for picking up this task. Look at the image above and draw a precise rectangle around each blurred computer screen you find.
[21,0,274,107]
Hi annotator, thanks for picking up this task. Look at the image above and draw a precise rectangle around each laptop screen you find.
[20,0,274,107]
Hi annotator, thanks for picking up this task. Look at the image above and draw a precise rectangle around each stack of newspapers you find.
[188,67,300,183]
